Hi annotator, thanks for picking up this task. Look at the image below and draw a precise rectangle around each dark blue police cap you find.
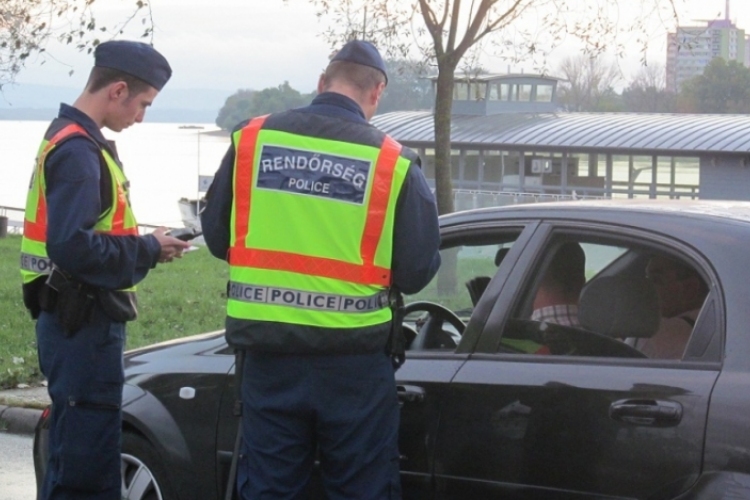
[331,40,388,84]
[94,40,172,91]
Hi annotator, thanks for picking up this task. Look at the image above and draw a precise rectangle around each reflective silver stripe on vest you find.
[228,282,389,313]
[20,253,52,275]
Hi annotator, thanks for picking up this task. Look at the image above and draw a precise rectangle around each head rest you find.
[495,247,510,267]
[579,275,660,338]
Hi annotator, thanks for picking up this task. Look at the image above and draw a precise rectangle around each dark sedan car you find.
[35,200,750,499]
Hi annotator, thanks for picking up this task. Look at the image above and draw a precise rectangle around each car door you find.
[432,221,723,499]
[396,220,541,499]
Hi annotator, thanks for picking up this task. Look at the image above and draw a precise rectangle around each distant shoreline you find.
[203,129,229,137]
[0,109,220,124]
[0,113,231,136]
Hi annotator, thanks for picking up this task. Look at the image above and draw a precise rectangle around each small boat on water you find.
[178,197,204,230]
[178,174,214,230]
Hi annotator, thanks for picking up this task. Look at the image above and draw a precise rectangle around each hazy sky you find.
[12,0,750,93]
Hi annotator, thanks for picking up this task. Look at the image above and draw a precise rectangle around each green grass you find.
[1,238,505,389]
[0,235,228,389]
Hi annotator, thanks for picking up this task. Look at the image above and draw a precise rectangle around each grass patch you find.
[0,235,228,389]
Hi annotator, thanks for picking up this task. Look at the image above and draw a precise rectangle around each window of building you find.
[471,82,486,101]
[454,82,470,100]
[536,84,554,102]
[518,84,533,102]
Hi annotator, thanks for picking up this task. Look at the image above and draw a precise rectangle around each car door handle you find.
[609,399,682,426]
[397,385,425,404]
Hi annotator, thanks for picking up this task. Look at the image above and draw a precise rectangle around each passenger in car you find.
[531,242,586,327]
[638,255,709,359]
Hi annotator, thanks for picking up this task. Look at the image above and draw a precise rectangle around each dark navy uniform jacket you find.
[201,92,442,353]
[43,104,161,290]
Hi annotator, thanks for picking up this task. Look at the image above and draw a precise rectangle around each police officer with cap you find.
[202,39,441,499]
[21,40,189,499]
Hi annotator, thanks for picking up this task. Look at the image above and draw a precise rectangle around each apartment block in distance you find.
[666,5,746,93]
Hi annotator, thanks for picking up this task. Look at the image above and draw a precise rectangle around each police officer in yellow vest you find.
[201,40,441,499]
[21,41,189,500]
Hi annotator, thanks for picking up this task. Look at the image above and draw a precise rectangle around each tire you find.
[121,432,175,500]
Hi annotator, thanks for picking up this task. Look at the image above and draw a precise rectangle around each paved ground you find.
[0,386,49,436]
[0,432,37,499]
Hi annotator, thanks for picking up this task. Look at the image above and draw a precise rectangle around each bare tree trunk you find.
[433,65,456,216]
[433,62,458,295]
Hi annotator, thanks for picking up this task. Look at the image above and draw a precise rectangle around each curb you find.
[0,404,43,436]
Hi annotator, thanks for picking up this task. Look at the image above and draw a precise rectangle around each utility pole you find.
[362,5,367,38]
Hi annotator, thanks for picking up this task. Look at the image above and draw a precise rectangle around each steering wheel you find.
[403,301,466,351]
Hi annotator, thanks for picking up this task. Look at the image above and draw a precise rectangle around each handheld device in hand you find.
[167,227,202,242]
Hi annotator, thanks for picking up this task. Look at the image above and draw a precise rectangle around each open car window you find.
[498,233,711,361]
[403,230,521,350]
[406,244,513,319]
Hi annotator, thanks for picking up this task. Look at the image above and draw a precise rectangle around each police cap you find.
[94,40,172,91]
[331,40,388,84]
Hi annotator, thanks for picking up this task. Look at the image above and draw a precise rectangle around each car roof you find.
[440,199,750,226]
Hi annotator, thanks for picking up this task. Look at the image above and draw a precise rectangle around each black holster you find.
[99,290,138,323]
[45,268,96,337]
[386,288,406,370]
[22,277,46,320]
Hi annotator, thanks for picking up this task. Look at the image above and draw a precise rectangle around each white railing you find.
[0,205,25,234]
[0,205,176,236]
[450,189,603,211]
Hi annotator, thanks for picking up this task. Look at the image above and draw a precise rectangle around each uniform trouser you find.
[237,351,402,500]
[36,309,124,500]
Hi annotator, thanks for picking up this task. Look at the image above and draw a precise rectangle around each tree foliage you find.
[216,64,433,130]
[621,63,676,113]
[291,0,680,217]
[215,82,315,130]
[556,55,622,112]
[678,58,750,114]
[379,59,434,113]
[0,0,152,88]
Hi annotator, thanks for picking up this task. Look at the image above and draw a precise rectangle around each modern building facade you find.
[372,73,750,211]
[666,14,746,93]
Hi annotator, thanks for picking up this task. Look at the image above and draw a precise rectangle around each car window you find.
[498,234,710,361]
[403,230,520,351]
[407,241,516,320]
[580,243,627,280]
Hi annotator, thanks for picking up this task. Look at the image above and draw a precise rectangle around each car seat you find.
[465,276,491,306]
[578,275,660,339]
[464,248,511,307]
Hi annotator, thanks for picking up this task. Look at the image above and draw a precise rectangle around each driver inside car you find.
[501,242,587,355]
[530,242,586,327]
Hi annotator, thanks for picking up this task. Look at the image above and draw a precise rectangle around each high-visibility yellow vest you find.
[20,121,139,287]
[227,116,410,329]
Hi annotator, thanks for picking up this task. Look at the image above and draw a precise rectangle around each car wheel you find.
[121,432,174,500]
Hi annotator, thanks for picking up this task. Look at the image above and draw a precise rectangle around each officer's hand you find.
[152,227,191,264]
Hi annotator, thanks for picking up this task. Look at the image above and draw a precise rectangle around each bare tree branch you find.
[0,0,153,87]
[296,0,683,215]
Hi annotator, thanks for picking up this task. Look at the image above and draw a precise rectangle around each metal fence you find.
[0,205,166,236]
[3,189,602,236]
[452,189,603,211]
[0,205,24,235]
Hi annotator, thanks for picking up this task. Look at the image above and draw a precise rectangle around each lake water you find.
[1,118,702,228]
[0,120,231,227]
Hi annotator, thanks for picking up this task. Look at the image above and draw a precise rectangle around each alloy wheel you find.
[121,452,164,500]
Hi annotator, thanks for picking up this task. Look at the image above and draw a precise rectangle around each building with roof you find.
[666,1,746,92]
[371,73,750,210]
